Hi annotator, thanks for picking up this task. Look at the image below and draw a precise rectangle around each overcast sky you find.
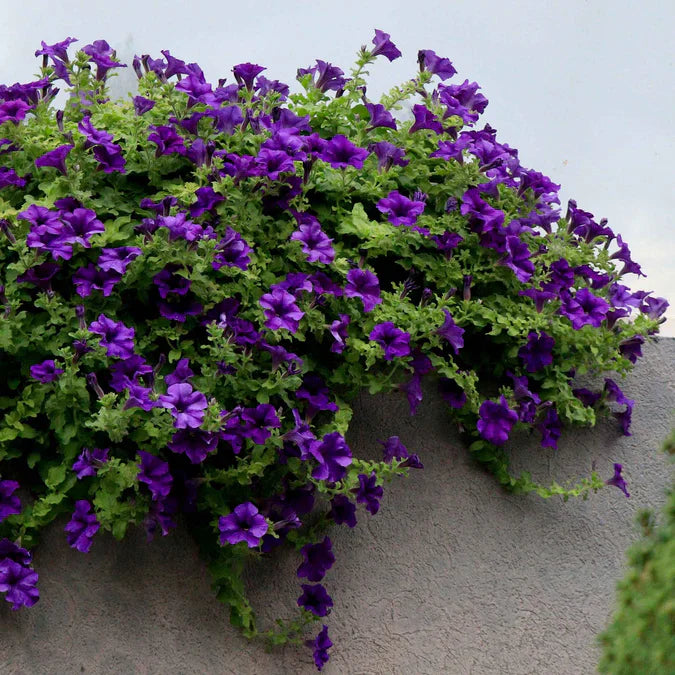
[2,0,673,333]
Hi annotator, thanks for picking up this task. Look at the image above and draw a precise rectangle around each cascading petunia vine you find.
[0,30,668,670]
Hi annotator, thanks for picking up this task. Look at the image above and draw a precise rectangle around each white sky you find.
[2,0,673,333]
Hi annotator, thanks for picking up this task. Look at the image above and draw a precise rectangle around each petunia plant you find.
[0,31,668,670]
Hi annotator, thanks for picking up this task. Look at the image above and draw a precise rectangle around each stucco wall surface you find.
[1,338,674,675]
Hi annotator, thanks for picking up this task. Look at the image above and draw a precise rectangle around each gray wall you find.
[2,339,674,675]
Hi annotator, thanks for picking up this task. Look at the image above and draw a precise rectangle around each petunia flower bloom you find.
[351,471,384,515]
[560,288,610,329]
[369,141,408,171]
[290,214,335,264]
[137,451,173,500]
[133,95,155,115]
[0,481,21,522]
[30,359,64,383]
[148,125,186,156]
[232,62,265,90]
[418,49,457,80]
[329,495,357,528]
[308,624,332,671]
[298,583,333,617]
[376,190,425,227]
[319,134,369,169]
[297,536,335,582]
[605,463,630,498]
[309,433,352,483]
[218,502,268,548]
[34,144,73,175]
[88,314,135,359]
[365,103,397,130]
[259,288,304,333]
[167,429,218,464]
[72,447,109,479]
[345,268,382,312]
[369,322,411,360]
[158,383,208,429]
[240,404,281,445]
[518,331,555,372]
[329,314,350,353]
[477,396,519,446]
[64,500,100,552]
[97,246,142,274]
[0,558,39,610]
[409,104,444,134]
[379,435,423,468]
[370,29,402,61]
[437,309,464,354]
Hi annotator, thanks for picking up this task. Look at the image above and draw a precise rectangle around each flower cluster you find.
[0,29,666,670]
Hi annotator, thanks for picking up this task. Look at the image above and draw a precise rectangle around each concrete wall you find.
[2,339,674,675]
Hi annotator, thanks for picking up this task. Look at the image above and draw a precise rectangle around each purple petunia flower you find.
[259,288,305,333]
[0,558,39,610]
[0,481,21,522]
[133,95,155,115]
[329,494,357,528]
[167,428,218,464]
[290,213,335,264]
[560,288,610,329]
[219,502,268,548]
[409,104,444,134]
[351,471,384,515]
[369,322,411,360]
[345,268,382,312]
[88,314,135,359]
[97,247,142,274]
[232,62,265,90]
[518,331,555,372]
[310,432,352,483]
[298,60,346,93]
[137,451,173,500]
[438,80,489,125]
[618,335,644,364]
[308,624,332,671]
[370,29,402,61]
[379,435,423,468]
[369,141,408,172]
[298,583,333,617]
[72,447,109,479]
[296,374,339,419]
[432,231,463,258]
[72,264,121,297]
[64,500,100,553]
[365,103,397,130]
[30,359,64,383]
[437,309,464,355]
[34,144,73,175]
[158,383,208,429]
[189,186,224,218]
[212,227,252,271]
[61,208,105,248]
[376,190,425,227]
[297,536,335,583]
[329,314,350,353]
[418,49,457,80]
[536,406,562,450]
[605,463,630,498]
[82,40,126,80]
[319,134,369,169]
[477,396,519,446]
[148,125,186,156]
[240,404,281,445]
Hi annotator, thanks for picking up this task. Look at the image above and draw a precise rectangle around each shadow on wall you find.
[1,339,673,675]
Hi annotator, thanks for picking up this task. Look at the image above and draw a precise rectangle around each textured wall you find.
[1,339,674,675]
